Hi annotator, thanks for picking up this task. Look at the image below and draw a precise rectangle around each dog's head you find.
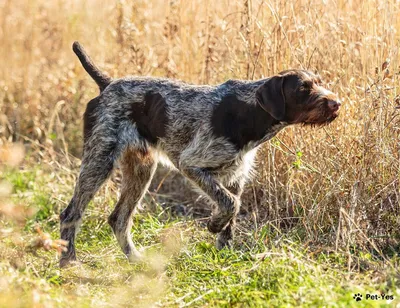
[256,69,340,126]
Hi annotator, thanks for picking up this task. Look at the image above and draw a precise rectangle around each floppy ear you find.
[256,76,286,121]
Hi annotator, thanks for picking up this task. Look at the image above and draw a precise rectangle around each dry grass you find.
[1,0,400,306]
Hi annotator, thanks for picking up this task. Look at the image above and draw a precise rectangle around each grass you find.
[0,164,399,307]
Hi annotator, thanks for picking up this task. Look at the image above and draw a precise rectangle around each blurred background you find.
[1,0,400,252]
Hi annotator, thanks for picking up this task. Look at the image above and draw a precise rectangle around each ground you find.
[1,164,399,307]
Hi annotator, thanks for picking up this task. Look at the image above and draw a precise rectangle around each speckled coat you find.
[59,42,340,267]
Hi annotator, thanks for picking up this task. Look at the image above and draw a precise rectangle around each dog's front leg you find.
[181,166,240,234]
[216,180,245,249]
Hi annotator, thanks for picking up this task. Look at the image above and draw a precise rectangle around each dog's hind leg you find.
[60,136,119,267]
[108,147,157,262]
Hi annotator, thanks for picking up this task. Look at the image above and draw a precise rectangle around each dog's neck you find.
[252,120,288,149]
[245,103,287,149]
[211,94,287,150]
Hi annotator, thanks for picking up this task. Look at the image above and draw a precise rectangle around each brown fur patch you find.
[130,92,168,144]
[211,94,279,150]
[122,147,154,167]
[83,97,101,143]
[108,146,157,260]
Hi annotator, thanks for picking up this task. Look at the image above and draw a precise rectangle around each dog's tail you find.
[72,41,112,92]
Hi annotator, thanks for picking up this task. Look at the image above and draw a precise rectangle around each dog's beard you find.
[302,114,338,127]
[299,102,339,127]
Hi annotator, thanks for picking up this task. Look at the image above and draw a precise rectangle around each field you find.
[1,0,400,306]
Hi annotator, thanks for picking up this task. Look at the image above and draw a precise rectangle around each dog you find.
[59,41,341,267]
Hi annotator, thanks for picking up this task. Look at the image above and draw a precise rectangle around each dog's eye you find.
[299,81,312,92]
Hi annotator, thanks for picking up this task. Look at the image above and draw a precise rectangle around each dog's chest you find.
[214,123,286,177]
[212,147,258,183]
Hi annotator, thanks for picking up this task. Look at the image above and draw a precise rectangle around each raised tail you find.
[72,41,112,92]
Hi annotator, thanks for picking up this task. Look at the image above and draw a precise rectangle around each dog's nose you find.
[328,100,341,111]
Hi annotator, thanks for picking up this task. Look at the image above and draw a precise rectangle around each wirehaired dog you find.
[60,42,341,267]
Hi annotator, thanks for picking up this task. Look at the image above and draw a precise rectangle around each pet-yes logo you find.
[353,293,394,302]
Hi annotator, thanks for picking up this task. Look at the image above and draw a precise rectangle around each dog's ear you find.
[256,76,286,121]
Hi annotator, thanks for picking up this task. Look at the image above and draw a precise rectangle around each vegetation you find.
[1,0,400,306]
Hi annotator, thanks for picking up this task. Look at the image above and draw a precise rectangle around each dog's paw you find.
[59,257,79,268]
[207,219,227,234]
[127,250,143,263]
[216,237,232,250]
[59,250,77,268]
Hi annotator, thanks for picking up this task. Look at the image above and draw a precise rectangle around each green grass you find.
[1,168,399,307]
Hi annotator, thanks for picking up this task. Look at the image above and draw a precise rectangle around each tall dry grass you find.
[1,0,400,255]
